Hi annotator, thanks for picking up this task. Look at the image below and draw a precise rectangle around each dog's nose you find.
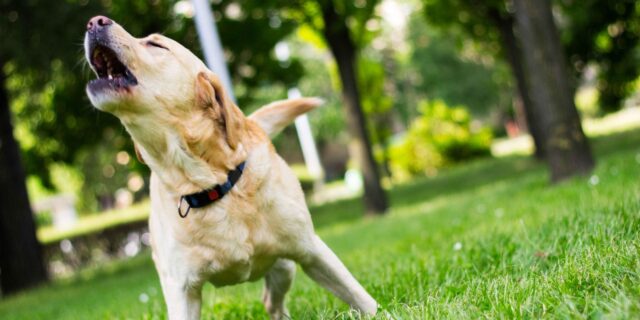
[87,15,113,31]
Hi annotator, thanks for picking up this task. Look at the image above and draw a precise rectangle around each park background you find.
[1,0,640,318]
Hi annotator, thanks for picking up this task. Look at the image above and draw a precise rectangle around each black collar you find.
[177,161,246,218]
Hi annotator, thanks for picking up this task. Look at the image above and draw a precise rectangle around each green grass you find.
[2,129,640,319]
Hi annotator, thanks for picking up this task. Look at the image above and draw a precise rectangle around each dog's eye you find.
[146,41,168,50]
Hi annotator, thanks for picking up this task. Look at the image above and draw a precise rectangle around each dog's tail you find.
[248,97,324,138]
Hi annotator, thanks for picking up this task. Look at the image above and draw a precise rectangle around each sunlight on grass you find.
[37,200,150,245]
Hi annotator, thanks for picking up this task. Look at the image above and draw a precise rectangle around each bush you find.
[389,100,493,179]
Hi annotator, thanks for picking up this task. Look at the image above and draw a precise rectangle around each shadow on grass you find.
[591,128,640,155]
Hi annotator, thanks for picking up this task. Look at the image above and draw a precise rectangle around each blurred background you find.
[2,0,640,318]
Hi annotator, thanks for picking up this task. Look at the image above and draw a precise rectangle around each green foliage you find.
[389,100,492,179]
[410,14,511,116]
[391,8,512,136]
[358,56,394,146]
[288,37,347,145]
[1,129,639,319]
[419,1,517,117]
[75,132,142,212]
[422,0,506,55]
[286,0,381,51]
[33,211,53,228]
[559,0,640,113]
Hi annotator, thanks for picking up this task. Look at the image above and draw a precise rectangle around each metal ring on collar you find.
[177,196,191,218]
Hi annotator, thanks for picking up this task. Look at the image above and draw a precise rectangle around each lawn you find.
[1,129,640,319]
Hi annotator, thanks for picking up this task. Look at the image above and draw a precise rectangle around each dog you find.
[83,16,377,319]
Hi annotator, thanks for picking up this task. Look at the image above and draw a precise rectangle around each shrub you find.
[389,100,493,179]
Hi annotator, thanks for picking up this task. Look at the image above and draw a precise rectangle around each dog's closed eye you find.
[146,40,168,50]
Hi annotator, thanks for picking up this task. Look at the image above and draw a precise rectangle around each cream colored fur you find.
[84,18,377,319]
[248,97,324,138]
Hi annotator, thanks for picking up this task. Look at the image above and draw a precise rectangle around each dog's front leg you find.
[158,271,203,320]
[300,235,378,315]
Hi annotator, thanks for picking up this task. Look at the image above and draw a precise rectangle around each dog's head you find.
[84,16,246,171]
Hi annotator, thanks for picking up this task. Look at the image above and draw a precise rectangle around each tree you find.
[285,0,388,214]
[0,0,101,293]
[0,64,48,295]
[486,5,547,159]
[320,1,388,214]
[514,0,594,182]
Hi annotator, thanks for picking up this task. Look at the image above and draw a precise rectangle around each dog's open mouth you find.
[88,45,138,92]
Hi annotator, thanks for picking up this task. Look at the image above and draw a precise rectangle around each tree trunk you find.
[513,0,595,182]
[319,1,388,214]
[0,63,48,295]
[489,9,547,160]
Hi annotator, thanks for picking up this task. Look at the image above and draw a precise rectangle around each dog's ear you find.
[195,71,244,149]
[249,97,324,138]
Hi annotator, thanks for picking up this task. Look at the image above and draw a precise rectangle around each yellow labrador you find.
[84,16,377,319]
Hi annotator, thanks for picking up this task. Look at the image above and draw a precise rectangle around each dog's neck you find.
[122,116,249,196]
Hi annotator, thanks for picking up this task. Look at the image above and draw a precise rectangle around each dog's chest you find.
[176,203,279,286]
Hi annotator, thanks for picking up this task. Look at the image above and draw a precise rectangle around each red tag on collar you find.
[207,189,219,201]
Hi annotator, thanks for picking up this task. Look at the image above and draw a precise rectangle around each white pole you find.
[191,0,235,101]
[288,88,324,184]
